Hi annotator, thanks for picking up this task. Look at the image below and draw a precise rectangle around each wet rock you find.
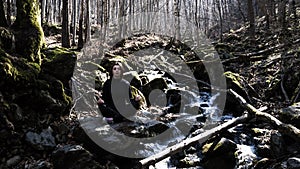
[254,158,273,169]
[52,144,104,169]
[25,127,56,150]
[202,138,237,169]
[24,159,52,169]
[279,102,300,128]
[141,77,168,106]
[6,155,21,167]
[270,131,286,157]
[287,157,300,169]
[256,144,272,158]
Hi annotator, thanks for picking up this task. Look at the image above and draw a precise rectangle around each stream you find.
[73,66,258,168]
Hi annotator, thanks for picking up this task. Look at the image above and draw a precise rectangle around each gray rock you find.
[6,155,21,167]
[287,157,300,169]
[25,127,56,150]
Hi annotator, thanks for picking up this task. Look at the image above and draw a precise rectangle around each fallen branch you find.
[137,112,250,169]
[229,89,300,142]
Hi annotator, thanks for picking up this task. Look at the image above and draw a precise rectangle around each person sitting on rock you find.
[96,62,142,123]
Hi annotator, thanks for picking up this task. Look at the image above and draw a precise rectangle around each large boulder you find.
[41,47,77,88]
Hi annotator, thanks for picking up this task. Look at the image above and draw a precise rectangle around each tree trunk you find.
[71,0,77,46]
[216,0,223,41]
[7,0,11,26]
[13,0,45,65]
[247,0,255,37]
[278,0,287,30]
[41,0,45,24]
[85,0,91,42]
[62,0,70,48]
[78,0,84,49]
[0,0,8,27]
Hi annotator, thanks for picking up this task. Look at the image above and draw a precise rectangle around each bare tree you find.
[62,0,70,48]
[78,0,84,49]
[7,0,11,26]
[0,0,8,27]
[85,0,91,42]
[278,0,287,30]
[215,0,223,41]
[247,0,255,37]
[71,0,77,46]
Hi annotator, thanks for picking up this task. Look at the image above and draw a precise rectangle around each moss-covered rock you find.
[0,49,40,91]
[0,27,14,52]
[41,47,77,88]
[202,138,237,169]
[224,71,249,116]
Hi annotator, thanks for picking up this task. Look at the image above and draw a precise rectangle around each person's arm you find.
[129,85,142,109]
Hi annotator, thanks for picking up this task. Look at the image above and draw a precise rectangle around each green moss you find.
[202,142,213,153]
[224,71,243,89]
[0,49,40,89]
[0,27,14,51]
[42,47,76,87]
[13,0,45,65]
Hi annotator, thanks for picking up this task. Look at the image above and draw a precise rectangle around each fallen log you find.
[137,89,300,168]
[137,111,251,169]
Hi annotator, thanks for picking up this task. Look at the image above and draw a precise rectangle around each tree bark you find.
[247,0,255,37]
[78,0,84,49]
[13,0,45,65]
[71,0,77,46]
[7,0,11,26]
[0,0,8,27]
[85,0,91,42]
[278,0,287,30]
[62,0,70,48]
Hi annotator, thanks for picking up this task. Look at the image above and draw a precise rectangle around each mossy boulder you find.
[0,49,40,91]
[0,27,14,52]
[202,138,237,169]
[41,47,77,88]
[224,71,248,116]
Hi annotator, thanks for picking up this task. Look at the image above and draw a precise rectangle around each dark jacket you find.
[100,78,138,121]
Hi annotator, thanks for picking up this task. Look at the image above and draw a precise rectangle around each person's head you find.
[110,62,124,79]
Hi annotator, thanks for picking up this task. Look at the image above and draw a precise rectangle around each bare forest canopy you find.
[1,0,300,168]
[1,0,299,49]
